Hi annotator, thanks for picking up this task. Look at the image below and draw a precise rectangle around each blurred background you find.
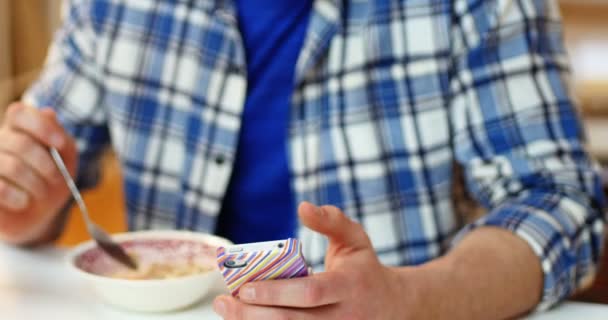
[0,0,607,299]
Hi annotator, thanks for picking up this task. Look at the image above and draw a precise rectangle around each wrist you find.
[390,261,453,319]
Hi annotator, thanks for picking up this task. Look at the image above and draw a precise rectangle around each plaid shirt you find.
[25,0,605,310]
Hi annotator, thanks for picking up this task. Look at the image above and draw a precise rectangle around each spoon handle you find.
[49,147,93,226]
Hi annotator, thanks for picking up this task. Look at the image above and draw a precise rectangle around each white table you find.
[1,244,608,319]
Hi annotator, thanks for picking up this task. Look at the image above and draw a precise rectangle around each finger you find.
[0,152,47,200]
[40,108,57,118]
[0,129,60,185]
[298,201,371,251]
[6,103,66,149]
[0,179,29,212]
[214,295,337,320]
[40,107,78,176]
[238,272,352,308]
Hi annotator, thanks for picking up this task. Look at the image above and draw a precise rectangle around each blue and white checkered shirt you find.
[24,0,605,310]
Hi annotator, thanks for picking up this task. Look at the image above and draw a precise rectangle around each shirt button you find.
[214,154,226,165]
[214,9,236,25]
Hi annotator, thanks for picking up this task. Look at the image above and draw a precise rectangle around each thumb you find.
[298,201,372,251]
[39,107,59,122]
[30,106,62,134]
[39,107,77,174]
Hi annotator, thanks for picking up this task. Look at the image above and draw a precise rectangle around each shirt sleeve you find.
[22,0,109,190]
[449,0,606,310]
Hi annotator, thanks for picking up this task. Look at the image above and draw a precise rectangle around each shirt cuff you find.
[75,153,102,190]
[451,192,601,312]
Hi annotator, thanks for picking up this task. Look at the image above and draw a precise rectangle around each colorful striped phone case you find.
[216,238,310,297]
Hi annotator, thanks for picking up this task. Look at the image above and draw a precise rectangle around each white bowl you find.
[67,230,232,312]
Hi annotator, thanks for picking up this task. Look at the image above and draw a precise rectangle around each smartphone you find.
[216,238,311,297]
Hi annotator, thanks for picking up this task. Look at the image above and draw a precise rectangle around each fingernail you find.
[315,205,326,216]
[213,299,226,316]
[8,189,28,210]
[50,134,64,148]
[240,286,256,301]
[304,202,320,214]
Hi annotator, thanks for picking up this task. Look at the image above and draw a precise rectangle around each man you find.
[0,0,604,318]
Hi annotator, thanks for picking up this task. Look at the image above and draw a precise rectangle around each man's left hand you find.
[212,201,421,319]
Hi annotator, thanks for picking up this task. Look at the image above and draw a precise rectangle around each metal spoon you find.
[50,147,137,270]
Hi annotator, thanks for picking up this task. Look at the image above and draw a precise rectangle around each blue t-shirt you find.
[215,1,313,244]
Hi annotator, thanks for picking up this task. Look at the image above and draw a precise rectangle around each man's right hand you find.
[0,102,77,245]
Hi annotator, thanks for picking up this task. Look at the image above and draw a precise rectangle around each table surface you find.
[1,244,608,320]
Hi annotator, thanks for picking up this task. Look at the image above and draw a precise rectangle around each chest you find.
[92,0,455,186]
